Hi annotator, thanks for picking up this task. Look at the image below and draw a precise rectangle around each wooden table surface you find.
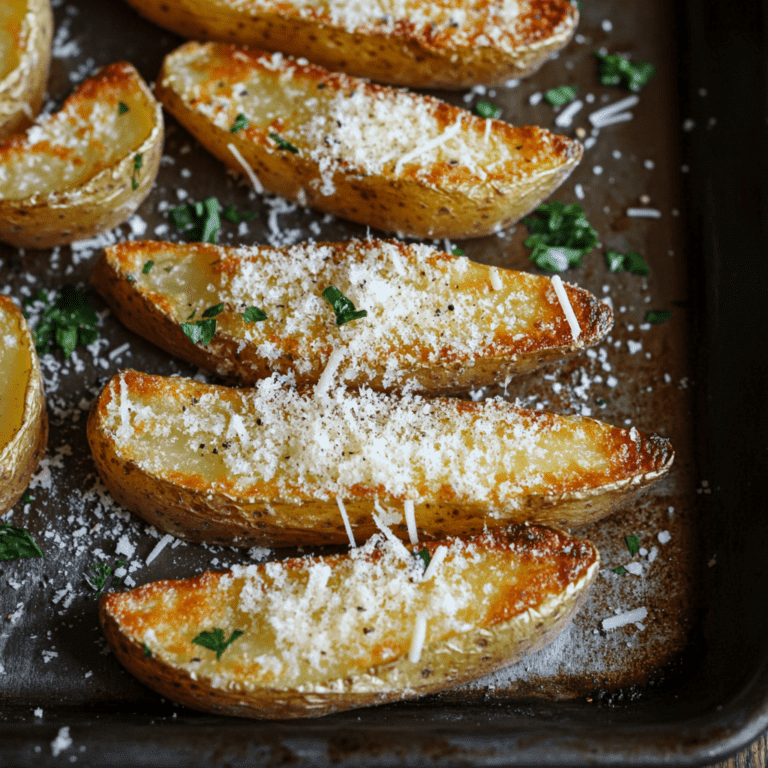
[706,731,767,768]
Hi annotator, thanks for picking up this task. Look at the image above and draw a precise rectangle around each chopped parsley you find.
[86,559,126,598]
[595,51,656,92]
[142,260,154,274]
[0,524,44,561]
[646,310,673,324]
[170,197,222,243]
[612,566,627,575]
[32,285,99,358]
[118,101,130,115]
[322,286,368,326]
[230,113,249,132]
[180,317,217,346]
[131,153,143,190]
[625,535,640,557]
[415,548,431,570]
[475,100,501,119]
[201,303,224,319]
[242,306,267,322]
[21,492,35,504]
[221,204,256,224]
[451,247,465,256]
[605,249,650,275]
[545,86,578,106]
[523,202,599,272]
[269,133,299,153]
[143,643,152,658]
[192,628,244,660]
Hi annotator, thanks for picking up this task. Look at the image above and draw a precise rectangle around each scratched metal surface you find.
[0,0,732,762]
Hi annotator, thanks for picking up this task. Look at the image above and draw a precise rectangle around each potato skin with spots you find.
[155,42,582,240]
[0,0,53,140]
[0,62,163,249]
[122,0,578,89]
[87,370,674,548]
[100,526,599,719]
[0,296,47,515]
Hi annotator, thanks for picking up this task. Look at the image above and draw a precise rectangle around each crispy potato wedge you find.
[0,0,52,140]
[101,525,599,719]
[155,42,582,239]
[0,61,163,249]
[0,295,47,514]
[88,370,673,547]
[92,239,613,395]
[123,0,577,89]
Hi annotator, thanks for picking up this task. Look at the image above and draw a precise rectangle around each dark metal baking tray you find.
[1,0,766,764]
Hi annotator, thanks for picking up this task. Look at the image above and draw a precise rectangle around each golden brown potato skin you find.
[0,0,53,140]
[122,0,577,88]
[87,371,674,548]
[0,296,47,515]
[155,42,582,240]
[0,62,163,249]
[100,526,599,719]
[91,239,614,396]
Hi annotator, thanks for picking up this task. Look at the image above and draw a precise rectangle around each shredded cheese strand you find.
[394,118,462,176]
[589,96,640,126]
[228,142,264,193]
[336,496,356,548]
[314,348,344,397]
[404,500,418,544]
[422,545,447,582]
[408,612,428,664]
[551,275,581,342]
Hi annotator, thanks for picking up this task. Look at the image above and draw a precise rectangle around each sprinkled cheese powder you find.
[551,275,581,341]
[404,500,418,545]
[227,142,264,193]
[409,612,428,663]
[336,496,356,547]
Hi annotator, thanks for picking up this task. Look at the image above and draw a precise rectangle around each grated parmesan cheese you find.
[336,496,356,548]
[408,612,428,663]
[404,500,418,545]
[227,142,264,193]
[551,275,581,341]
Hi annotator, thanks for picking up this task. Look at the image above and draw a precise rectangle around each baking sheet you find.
[2,0,767,764]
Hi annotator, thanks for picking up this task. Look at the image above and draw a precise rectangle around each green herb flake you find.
[142,260,154,275]
[86,559,126,598]
[131,153,143,190]
[118,101,130,115]
[192,628,244,660]
[475,100,501,119]
[169,197,222,244]
[230,113,249,132]
[180,317,217,346]
[202,303,224,319]
[242,306,268,322]
[126,275,135,283]
[222,204,256,224]
[522,201,599,272]
[322,285,368,326]
[143,644,152,658]
[0,524,44,561]
[32,286,99,358]
[187,310,196,320]
[269,133,299,153]
[612,566,627,575]
[544,85,578,106]
[596,397,606,406]
[451,247,465,256]
[415,548,431,570]
[646,309,673,324]
[605,249,650,276]
[625,535,640,557]
[21,492,35,504]
[595,51,656,92]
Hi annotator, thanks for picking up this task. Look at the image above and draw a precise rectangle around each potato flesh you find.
[116,240,606,380]
[107,527,597,690]
[0,306,32,449]
[104,370,655,505]
[0,77,154,200]
[0,0,25,81]
[169,46,534,182]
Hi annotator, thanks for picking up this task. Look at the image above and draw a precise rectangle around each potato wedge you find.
[123,0,577,89]
[92,239,613,395]
[87,370,673,547]
[0,295,47,514]
[100,525,599,719]
[155,42,582,239]
[0,61,163,249]
[0,0,52,140]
